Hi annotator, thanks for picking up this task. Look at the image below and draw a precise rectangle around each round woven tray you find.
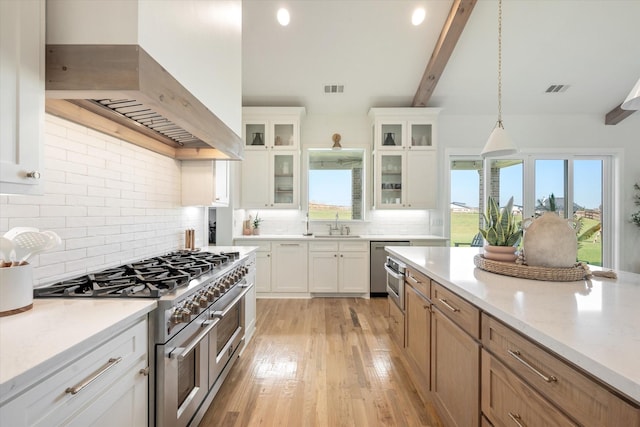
[473,254,588,281]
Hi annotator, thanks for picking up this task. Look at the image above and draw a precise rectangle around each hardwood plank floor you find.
[200,298,443,427]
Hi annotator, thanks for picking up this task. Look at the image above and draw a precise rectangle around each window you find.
[449,154,611,267]
[307,149,364,220]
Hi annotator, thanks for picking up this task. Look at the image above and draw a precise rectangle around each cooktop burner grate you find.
[34,250,233,298]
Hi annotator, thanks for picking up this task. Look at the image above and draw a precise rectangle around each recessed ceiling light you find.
[277,8,290,26]
[412,8,426,26]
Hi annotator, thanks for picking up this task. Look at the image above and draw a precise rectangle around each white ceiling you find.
[242,0,640,118]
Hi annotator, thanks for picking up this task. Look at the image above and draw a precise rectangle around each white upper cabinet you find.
[0,0,44,195]
[370,108,441,209]
[241,107,305,209]
[369,107,441,151]
[46,0,242,135]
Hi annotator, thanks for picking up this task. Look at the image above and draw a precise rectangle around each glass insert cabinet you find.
[241,107,305,208]
[370,108,441,209]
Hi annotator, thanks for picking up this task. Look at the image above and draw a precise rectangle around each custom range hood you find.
[45,44,243,160]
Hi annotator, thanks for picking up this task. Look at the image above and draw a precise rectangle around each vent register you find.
[45,45,244,157]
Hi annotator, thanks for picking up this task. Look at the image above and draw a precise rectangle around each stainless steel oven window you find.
[177,348,197,408]
[216,303,240,352]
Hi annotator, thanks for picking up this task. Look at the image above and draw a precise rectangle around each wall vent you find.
[324,84,344,93]
[545,84,570,93]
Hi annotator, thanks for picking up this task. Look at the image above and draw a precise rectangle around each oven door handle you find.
[170,318,220,361]
[384,264,404,280]
[211,282,254,319]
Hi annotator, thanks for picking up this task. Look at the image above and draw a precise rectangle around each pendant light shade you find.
[621,77,640,110]
[482,122,516,157]
[481,0,517,158]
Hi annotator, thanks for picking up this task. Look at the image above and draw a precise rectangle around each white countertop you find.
[0,298,156,403]
[385,246,640,404]
[233,234,448,242]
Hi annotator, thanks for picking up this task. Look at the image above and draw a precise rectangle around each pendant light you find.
[481,0,517,158]
[621,77,640,110]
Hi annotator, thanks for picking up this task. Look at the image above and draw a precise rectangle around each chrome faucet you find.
[327,212,340,235]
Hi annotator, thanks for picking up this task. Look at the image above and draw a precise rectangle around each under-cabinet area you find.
[385,247,640,427]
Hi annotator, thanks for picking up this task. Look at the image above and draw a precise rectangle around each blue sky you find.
[451,160,602,209]
[309,170,352,205]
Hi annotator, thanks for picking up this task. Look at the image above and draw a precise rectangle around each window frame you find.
[446,148,619,268]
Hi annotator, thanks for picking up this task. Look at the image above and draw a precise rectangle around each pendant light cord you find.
[497,0,503,128]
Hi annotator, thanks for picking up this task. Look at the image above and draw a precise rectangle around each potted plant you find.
[479,196,521,262]
[252,213,262,235]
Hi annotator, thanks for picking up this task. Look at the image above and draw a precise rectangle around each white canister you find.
[0,263,34,316]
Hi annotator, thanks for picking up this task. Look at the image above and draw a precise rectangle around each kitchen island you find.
[386,246,640,406]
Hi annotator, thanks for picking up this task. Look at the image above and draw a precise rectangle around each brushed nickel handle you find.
[26,171,41,179]
[65,357,122,395]
[508,349,558,383]
[406,274,422,285]
[139,366,150,376]
[508,412,526,427]
[438,298,460,313]
[280,243,300,247]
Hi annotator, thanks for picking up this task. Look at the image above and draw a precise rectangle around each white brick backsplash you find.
[1,115,204,285]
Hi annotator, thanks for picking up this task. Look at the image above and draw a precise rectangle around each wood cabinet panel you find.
[388,297,404,348]
[405,267,430,298]
[431,308,480,427]
[482,314,640,426]
[404,282,430,393]
[482,349,576,427]
[432,282,480,339]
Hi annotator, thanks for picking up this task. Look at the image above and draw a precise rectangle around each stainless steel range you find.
[34,249,256,427]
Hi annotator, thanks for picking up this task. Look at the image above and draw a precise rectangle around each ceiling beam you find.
[605,103,636,125]
[412,0,477,107]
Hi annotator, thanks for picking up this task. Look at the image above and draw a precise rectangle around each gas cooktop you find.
[34,250,240,298]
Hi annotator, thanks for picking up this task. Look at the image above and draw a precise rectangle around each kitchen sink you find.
[313,234,361,238]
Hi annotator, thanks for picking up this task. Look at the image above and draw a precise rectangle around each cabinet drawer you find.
[338,241,368,252]
[388,297,404,348]
[432,282,480,339]
[482,314,640,426]
[309,241,338,252]
[482,349,576,427]
[238,240,271,252]
[405,267,430,299]
[1,318,148,426]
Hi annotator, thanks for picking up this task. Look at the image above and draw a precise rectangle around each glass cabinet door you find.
[380,154,403,206]
[380,123,403,148]
[244,122,266,148]
[273,123,295,148]
[273,153,295,205]
[410,123,433,148]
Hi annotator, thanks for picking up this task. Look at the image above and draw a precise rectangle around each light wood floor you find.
[200,298,443,427]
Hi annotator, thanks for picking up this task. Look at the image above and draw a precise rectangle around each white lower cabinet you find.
[309,241,369,294]
[244,253,258,343]
[0,318,149,426]
[272,241,308,293]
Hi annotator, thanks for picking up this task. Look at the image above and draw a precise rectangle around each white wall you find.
[0,115,206,286]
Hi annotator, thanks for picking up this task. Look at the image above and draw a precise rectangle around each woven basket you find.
[473,254,588,282]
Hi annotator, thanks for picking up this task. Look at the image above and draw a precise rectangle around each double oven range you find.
[34,249,256,427]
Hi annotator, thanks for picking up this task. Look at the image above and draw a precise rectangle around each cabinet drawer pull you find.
[406,274,421,285]
[65,357,122,395]
[508,349,558,383]
[280,243,300,247]
[508,412,526,427]
[438,298,460,313]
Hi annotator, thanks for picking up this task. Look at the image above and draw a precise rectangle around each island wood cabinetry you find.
[431,282,481,427]
[369,108,440,209]
[308,241,369,294]
[482,314,640,427]
[0,317,149,426]
[388,264,640,427]
[0,0,44,195]
[241,107,305,209]
[181,160,229,206]
[403,268,432,396]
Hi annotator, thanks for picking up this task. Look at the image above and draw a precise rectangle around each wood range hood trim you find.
[45,44,243,160]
